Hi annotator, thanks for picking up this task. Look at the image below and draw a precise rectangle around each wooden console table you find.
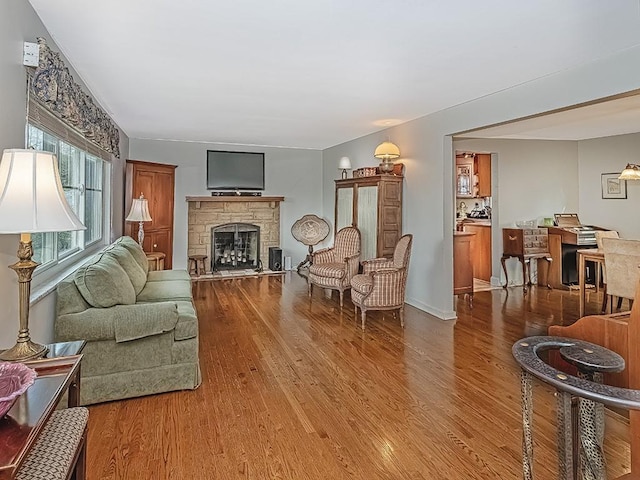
[0,341,85,479]
[501,227,552,293]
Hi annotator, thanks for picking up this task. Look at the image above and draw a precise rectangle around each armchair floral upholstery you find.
[308,226,361,307]
[351,234,413,330]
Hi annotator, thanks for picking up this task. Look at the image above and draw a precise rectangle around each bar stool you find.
[188,254,207,276]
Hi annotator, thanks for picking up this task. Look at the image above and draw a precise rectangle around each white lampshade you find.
[619,163,640,181]
[374,141,400,160]
[0,149,85,233]
[126,196,152,222]
[338,156,351,170]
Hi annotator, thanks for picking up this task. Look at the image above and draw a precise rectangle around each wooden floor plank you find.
[85,273,632,479]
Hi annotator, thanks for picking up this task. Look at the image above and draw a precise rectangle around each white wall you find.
[578,133,640,239]
[128,139,323,269]
[0,3,129,348]
[323,45,640,319]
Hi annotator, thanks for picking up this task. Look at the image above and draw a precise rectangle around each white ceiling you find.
[28,0,640,149]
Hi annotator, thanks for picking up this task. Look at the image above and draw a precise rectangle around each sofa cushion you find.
[308,263,345,279]
[74,254,136,308]
[103,245,147,295]
[136,280,193,303]
[113,236,149,275]
[147,270,191,282]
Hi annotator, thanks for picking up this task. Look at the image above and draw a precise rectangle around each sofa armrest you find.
[55,302,179,344]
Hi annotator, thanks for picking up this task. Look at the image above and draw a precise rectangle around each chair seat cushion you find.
[351,274,373,294]
[16,407,89,480]
[309,263,345,279]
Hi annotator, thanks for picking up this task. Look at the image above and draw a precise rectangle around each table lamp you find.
[338,157,351,179]
[126,194,152,246]
[0,149,85,361]
[374,141,400,174]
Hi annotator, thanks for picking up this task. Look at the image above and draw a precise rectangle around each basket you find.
[0,362,37,417]
[353,167,377,178]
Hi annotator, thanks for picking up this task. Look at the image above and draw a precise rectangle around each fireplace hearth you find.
[212,223,260,271]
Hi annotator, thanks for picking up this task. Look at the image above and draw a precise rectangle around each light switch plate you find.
[23,42,39,67]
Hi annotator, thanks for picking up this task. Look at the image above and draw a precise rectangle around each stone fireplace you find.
[211,223,260,271]
[186,196,284,274]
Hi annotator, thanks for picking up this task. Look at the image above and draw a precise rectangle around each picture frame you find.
[601,173,627,199]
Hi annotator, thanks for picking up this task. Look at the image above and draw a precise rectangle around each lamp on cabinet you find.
[0,149,85,361]
[338,156,352,179]
[126,193,152,246]
[374,141,400,174]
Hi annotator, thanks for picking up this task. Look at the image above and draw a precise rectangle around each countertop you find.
[458,219,491,227]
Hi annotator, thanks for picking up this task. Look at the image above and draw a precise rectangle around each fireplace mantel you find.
[186,196,284,209]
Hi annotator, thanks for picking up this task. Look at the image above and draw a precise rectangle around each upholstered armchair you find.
[308,226,361,307]
[351,234,413,330]
[602,237,640,312]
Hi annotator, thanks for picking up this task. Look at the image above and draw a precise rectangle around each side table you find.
[0,340,86,480]
[146,252,166,271]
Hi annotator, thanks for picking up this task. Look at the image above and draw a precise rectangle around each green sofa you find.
[55,236,201,405]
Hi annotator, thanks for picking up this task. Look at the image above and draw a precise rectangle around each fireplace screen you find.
[211,223,260,271]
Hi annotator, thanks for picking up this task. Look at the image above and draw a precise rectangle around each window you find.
[27,125,110,271]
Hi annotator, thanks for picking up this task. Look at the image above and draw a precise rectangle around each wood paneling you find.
[84,276,632,479]
[125,160,176,268]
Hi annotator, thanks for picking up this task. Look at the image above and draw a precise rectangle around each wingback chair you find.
[308,226,361,307]
[602,237,640,313]
[350,234,413,330]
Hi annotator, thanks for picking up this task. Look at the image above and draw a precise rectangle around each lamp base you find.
[0,339,48,362]
[379,161,395,174]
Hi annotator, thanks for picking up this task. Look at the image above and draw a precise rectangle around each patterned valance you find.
[30,37,120,158]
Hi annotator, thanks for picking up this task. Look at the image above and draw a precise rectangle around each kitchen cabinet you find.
[454,231,475,301]
[474,154,491,198]
[335,175,403,260]
[125,160,177,268]
[463,223,492,282]
[456,157,474,197]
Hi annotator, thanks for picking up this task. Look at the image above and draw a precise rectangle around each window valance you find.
[28,37,120,159]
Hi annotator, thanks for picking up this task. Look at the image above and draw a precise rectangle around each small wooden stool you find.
[188,255,207,276]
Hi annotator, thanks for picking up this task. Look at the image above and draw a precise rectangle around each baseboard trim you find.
[406,297,457,321]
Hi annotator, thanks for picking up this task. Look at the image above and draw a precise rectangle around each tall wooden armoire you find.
[334,174,403,261]
[125,160,177,268]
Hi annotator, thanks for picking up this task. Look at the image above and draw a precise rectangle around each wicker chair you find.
[307,226,361,307]
[351,234,413,330]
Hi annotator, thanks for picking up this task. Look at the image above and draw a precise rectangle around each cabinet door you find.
[152,171,174,230]
[476,154,491,197]
[357,185,378,261]
[336,187,354,231]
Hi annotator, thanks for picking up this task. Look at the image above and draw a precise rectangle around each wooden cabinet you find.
[474,154,491,197]
[454,232,475,298]
[125,160,177,268]
[463,223,492,282]
[335,175,403,260]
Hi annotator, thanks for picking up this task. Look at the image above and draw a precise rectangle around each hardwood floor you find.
[86,274,632,479]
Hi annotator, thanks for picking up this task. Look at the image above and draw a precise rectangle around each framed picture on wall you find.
[601,173,627,199]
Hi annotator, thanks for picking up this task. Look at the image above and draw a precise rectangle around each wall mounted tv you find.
[206,150,265,191]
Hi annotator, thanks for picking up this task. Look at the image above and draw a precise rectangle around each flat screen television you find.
[206,150,265,191]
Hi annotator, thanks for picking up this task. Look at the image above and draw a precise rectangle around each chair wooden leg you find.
[361,309,366,330]
[601,285,608,314]
[308,282,312,297]
[339,290,344,307]
[617,297,623,311]
[400,306,405,328]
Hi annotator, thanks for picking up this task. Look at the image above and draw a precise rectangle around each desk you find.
[578,249,605,318]
[0,341,85,480]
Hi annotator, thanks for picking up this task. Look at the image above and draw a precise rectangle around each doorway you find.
[454,151,494,292]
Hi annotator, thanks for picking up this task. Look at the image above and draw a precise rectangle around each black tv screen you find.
[206,150,265,191]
